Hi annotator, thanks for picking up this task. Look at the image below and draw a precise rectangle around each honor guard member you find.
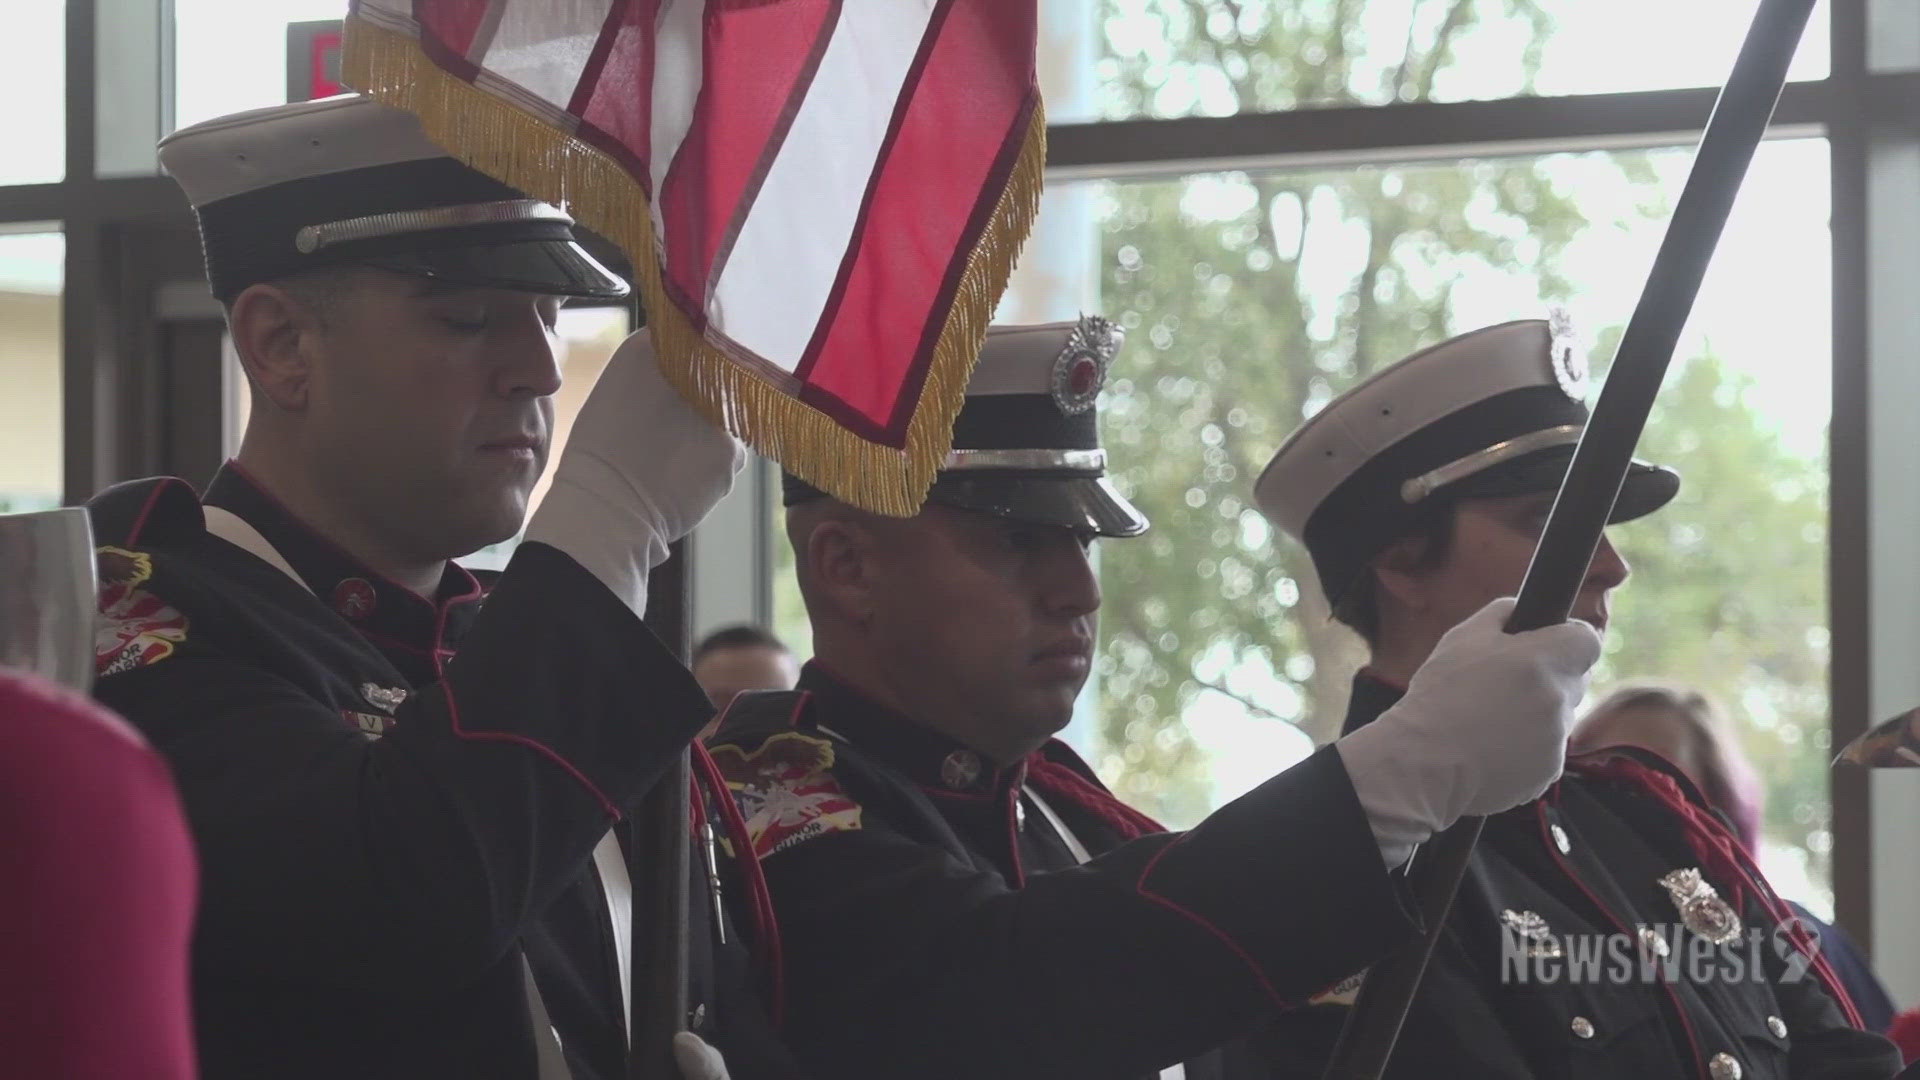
[88,96,798,1079]
[1249,317,1902,1080]
[707,318,1610,1079]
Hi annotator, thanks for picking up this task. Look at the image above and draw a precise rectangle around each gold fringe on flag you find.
[342,14,1045,518]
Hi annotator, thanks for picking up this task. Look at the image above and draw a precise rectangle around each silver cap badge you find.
[1051,314,1119,416]
[1547,306,1588,400]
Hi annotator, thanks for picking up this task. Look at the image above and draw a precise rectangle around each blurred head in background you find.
[693,625,800,712]
[1573,682,1764,850]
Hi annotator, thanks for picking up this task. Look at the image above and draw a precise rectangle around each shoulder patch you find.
[709,731,862,859]
[1308,968,1366,1007]
[95,546,189,676]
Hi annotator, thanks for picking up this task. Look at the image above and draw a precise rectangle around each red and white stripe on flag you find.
[344,0,1044,516]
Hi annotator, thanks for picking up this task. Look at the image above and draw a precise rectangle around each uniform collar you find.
[1342,669,1407,735]
[797,661,1026,800]
[203,462,485,662]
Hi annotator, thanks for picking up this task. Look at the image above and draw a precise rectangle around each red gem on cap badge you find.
[332,577,377,620]
[1051,314,1120,415]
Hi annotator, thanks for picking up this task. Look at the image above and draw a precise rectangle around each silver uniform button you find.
[1551,823,1572,855]
[1709,1051,1742,1080]
[940,749,982,790]
[1767,1015,1788,1039]
[1570,1016,1594,1039]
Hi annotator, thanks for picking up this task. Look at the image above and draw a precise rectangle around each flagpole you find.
[633,281,694,1077]
[1318,2,1817,1076]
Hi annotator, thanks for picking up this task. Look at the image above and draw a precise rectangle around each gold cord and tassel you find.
[342,14,1044,518]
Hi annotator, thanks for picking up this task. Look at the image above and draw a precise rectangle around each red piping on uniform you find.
[1536,790,1711,1079]
[123,479,182,547]
[1003,779,1026,889]
[1135,838,1288,1011]
[1027,755,1165,839]
[692,737,785,1028]
[439,676,618,818]
[429,573,484,661]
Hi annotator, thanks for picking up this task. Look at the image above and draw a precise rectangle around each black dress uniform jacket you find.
[88,465,796,1080]
[707,662,1420,1080]
[1248,673,1901,1080]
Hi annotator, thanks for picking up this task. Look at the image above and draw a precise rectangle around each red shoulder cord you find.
[1574,754,1865,1029]
[1024,754,1167,841]
[688,739,786,1028]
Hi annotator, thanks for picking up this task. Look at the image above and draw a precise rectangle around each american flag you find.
[345,0,1044,516]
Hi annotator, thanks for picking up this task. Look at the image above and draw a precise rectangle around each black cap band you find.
[1303,385,1588,601]
[195,157,550,300]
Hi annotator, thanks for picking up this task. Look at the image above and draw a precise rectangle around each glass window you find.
[1,3,64,183]
[1087,137,1832,907]
[773,138,1834,912]
[173,0,348,132]
[0,229,65,511]
[1074,0,1827,120]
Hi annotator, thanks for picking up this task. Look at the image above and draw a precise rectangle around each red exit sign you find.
[286,20,345,102]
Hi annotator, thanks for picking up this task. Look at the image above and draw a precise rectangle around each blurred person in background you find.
[1575,683,1899,1034]
[693,624,800,711]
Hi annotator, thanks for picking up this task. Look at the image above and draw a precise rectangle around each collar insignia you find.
[1659,867,1743,946]
[1500,907,1564,959]
[361,682,409,715]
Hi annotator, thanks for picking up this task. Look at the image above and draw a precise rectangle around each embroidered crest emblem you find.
[1050,314,1120,416]
[360,683,408,715]
[710,732,862,859]
[94,546,189,676]
[1500,908,1563,960]
[1546,306,1587,400]
[1659,867,1743,946]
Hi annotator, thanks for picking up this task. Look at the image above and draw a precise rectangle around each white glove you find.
[1334,598,1602,869]
[524,330,747,617]
[672,1032,732,1080]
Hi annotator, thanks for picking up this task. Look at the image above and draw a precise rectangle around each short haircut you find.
[694,624,788,663]
[223,264,364,325]
[1329,502,1458,645]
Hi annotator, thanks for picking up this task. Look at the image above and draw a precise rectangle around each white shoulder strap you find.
[202,505,313,595]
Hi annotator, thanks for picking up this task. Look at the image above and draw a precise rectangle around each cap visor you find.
[367,237,630,300]
[928,474,1149,538]
[1441,445,1680,524]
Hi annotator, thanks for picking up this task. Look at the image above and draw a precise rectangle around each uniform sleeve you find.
[0,672,199,1080]
[725,739,1417,1079]
[93,541,712,994]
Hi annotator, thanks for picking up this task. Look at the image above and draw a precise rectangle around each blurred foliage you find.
[1084,0,1831,892]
